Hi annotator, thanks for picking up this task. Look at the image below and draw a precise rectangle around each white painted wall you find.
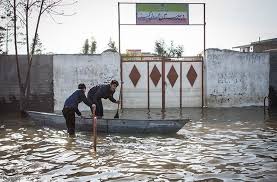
[205,49,269,107]
[52,49,269,111]
[53,52,120,111]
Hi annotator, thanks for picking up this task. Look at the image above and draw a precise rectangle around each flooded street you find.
[0,107,277,181]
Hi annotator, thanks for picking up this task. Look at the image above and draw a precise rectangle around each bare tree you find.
[0,4,5,54]
[5,0,76,114]
[0,0,12,54]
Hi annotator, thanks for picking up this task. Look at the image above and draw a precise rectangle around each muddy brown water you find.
[0,107,276,181]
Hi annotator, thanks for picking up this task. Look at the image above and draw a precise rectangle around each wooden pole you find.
[162,58,165,112]
[92,107,97,152]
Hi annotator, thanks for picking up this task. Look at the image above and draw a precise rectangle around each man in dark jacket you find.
[62,83,92,135]
[87,80,120,118]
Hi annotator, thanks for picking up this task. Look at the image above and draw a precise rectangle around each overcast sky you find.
[9,0,277,56]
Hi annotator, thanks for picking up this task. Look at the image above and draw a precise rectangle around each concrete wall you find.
[0,55,53,112]
[53,52,120,112]
[205,49,269,107]
[0,51,271,112]
[269,51,277,109]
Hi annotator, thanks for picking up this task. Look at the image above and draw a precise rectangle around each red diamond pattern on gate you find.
[150,65,161,87]
[167,65,178,87]
[129,65,141,87]
[187,65,197,87]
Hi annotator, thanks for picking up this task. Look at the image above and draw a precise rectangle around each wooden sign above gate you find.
[136,3,189,25]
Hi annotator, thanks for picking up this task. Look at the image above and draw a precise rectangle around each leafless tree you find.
[4,0,77,114]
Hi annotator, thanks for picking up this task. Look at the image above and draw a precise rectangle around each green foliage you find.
[167,41,176,57]
[154,39,166,56]
[82,39,89,54]
[107,38,117,52]
[81,37,97,54]
[0,30,4,54]
[154,39,184,58]
[31,34,44,55]
[176,45,184,58]
[90,37,96,54]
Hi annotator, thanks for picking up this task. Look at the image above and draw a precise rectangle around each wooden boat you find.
[27,111,189,134]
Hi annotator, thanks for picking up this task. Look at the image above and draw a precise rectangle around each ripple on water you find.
[0,108,277,181]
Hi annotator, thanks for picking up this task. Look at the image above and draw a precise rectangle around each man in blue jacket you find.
[87,80,120,118]
[62,83,93,135]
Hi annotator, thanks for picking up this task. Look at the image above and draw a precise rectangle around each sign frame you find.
[117,2,206,109]
[136,3,189,25]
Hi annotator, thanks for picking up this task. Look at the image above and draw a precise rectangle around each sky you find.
[6,0,277,56]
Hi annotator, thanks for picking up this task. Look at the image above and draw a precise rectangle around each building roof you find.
[232,44,251,49]
[233,37,277,49]
[251,38,277,45]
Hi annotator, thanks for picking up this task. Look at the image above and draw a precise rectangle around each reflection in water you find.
[0,107,277,181]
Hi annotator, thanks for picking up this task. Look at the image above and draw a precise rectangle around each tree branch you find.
[16,10,26,26]
[29,0,40,9]
[25,0,30,65]
[46,11,62,24]
[13,0,23,91]
[41,0,61,14]
[7,0,14,9]
[23,0,45,92]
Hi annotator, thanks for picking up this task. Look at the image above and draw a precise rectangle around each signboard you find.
[136,3,189,25]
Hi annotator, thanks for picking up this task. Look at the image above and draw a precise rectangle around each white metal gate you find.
[121,56,203,109]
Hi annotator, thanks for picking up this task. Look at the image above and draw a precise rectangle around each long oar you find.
[92,106,97,152]
[114,87,121,119]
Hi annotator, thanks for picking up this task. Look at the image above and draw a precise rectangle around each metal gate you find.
[121,55,203,109]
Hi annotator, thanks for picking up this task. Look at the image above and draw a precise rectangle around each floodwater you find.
[0,107,277,182]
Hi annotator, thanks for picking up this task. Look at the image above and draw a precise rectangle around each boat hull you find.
[27,111,189,134]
